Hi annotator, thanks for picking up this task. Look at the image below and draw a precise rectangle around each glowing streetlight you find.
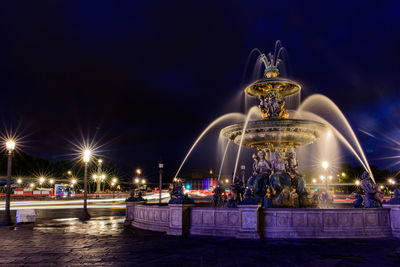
[136,169,142,175]
[1,139,16,226]
[67,170,72,175]
[49,179,54,185]
[17,178,22,184]
[6,140,15,151]
[388,178,396,185]
[312,178,317,184]
[341,172,346,177]
[328,175,332,181]
[322,161,329,170]
[98,159,103,164]
[320,175,325,180]
[134,178,139,184]
[112,177,117,183]
[83,149,91,163]
[81,149,91,220]
[71,179,77,185]
[30,183,34,188]
[39,177,45,183]
[141,179,146,184]
[355,180,361,186]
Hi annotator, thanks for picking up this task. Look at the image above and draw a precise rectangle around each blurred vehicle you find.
[54,184,75,198]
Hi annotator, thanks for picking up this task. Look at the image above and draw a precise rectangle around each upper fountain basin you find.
[221,119,329,151]
[245,76,301,98]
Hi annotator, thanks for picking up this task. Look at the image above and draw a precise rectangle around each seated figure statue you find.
[385,189,400,205]
[212,183,225,207]
[270,151,291,193]
[126,191,136,202]
[246,150,271,199]
[285,150,305,195]
[227,181,240,208]
[353,192,364,208]
[126,190,145,202]
[361,171,382,208]
[168,179,194,204]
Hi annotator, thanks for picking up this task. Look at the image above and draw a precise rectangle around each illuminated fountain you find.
[221,46,329,207]
[126,42,399,239]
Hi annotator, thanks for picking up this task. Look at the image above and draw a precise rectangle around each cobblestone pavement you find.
[0,209,400,266]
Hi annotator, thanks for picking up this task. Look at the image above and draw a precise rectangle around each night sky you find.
[0,1,399,180]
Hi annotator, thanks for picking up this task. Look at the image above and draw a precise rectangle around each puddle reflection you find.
[35,216,125,235]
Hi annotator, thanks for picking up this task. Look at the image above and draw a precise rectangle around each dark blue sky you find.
[0,1,399,179]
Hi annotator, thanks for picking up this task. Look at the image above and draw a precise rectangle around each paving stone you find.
[0,209,400,266]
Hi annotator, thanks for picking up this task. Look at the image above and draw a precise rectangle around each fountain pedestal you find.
[236,205,260,239]
[167,204,194,236]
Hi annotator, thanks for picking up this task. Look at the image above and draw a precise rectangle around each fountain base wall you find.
[125,203,399,239]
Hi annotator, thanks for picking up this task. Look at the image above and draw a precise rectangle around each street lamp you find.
[1,139,15,226]
[111,181,116,198]
[355,180,361,186]
[240,163,246,186]
[136,169,142,175]
[141,179,146,184]
[321,161,329,194]
[29,183,34,188]
[312,178,317,184]
[17,178,22,185]
[95,158,103,193]
[322,161,329,169]
[49,179,54,185]
[39,177,45,186]
[158,162,163,205]
[81,149,91,220]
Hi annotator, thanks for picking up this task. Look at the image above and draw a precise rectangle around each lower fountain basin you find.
[221,119,329,150]
[126,203,399,239]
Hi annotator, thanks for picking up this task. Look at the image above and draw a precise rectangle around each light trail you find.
[0,193,171,210]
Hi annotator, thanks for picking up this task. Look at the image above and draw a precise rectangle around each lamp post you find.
[1,140,15,226]
[240,163,246,186]
[158,162,163,205]
[96,159,103,193]
[322,161,329,194]
[134,178,139,190]
[39,177,45,187]
[81,149,91,220]
[111,177,117,198]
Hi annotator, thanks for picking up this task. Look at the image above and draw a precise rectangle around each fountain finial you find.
[261,42,284,78]
[262,52,281,78]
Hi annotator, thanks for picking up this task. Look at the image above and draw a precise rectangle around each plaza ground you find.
[0,208,399,266]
